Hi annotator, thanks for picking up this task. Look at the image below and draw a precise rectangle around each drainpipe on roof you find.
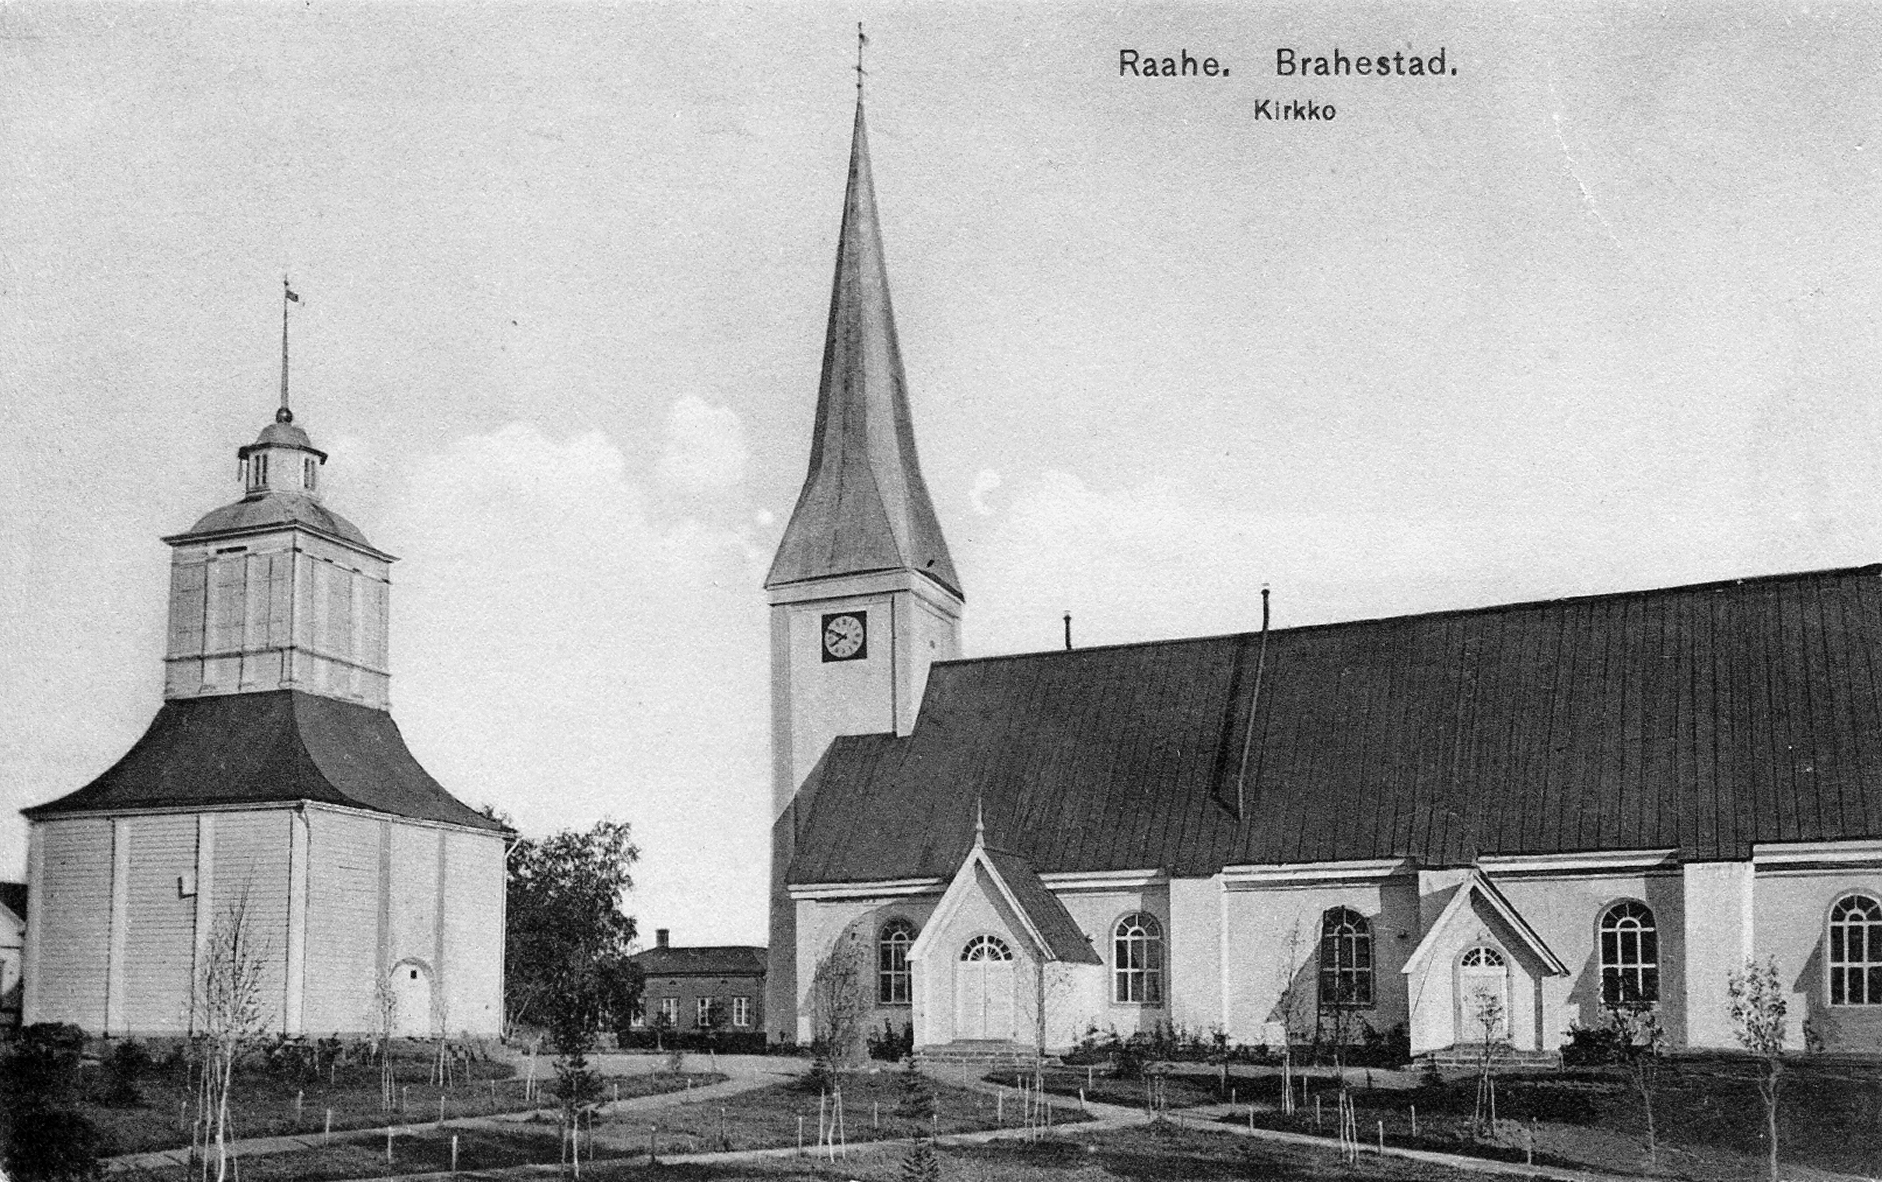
[1232,585,1271,818]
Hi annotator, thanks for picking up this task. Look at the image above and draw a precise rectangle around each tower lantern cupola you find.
[237,407,327,498]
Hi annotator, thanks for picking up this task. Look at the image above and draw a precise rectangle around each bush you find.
[103,1040,150,1107]
[3,1106,106,1182]
[2,1027,107,1182]
[1560,1019,1627,1066]
[615,1028,767,1055]
[868,1019,915,1062]
[895,1056,934,1120]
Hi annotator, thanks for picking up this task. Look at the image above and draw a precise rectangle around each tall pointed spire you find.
[765,96,962,597]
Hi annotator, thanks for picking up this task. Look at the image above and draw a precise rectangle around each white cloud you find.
[966,469,1775,657]
[381,422,772,943]
[969,468,1002,516]
[656,395,750,491]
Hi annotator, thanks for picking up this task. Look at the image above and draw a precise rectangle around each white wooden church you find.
[20,370,507,1038]
[764,96,1882,1058]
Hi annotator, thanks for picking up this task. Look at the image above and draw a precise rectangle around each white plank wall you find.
[33,820,113,1029]
[208,812,290,1030]
[123,814,200,1032]
[443,830,505,1035]
[302,809,379,1032]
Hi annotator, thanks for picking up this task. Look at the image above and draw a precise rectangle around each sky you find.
[3,3,1879,946]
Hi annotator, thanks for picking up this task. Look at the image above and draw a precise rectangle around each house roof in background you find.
[629,945,767,977]
[21,690,503,832]
[789,565,1882,883]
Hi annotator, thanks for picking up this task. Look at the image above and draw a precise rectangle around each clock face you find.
[821,611,867,662]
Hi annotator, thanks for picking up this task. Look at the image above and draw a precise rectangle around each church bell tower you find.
[764,95,964,1039]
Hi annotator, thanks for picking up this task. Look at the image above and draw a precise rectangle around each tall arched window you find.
[1599,900,1659,1006]
[1319,907,1373,1008]
[877,918,915,1005]
[1113,913,1164,1004]
[1829,893,1882,1007]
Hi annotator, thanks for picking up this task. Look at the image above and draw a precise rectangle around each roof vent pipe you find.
[1063,611,1073,651]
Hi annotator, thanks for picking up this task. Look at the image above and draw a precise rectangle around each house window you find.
[304,457,317,490]
[657,997,678,1026]
[1599,900,1659,1006]
[732,996,752,1027]
[697,996,718,1027]
[1113,913,1164,1004]
[878,918,915,1004]
[254,454,269,486]
[1319,907,1373,1008]
[1829,893,1882,1006]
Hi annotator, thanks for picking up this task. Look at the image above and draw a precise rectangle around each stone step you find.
[1418,1045,1561,1070]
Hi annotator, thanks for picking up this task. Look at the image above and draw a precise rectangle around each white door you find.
[956,935,1015,1040]
[1456,945,1508,1043]
[390,962,433,1037]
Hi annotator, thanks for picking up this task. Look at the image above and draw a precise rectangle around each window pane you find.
[1869,966,1882,1006]
[1850,925,1866,963]
[1639,928,1657,965]
[1831,967,1846,1006]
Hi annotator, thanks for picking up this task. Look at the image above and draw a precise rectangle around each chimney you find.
[656,928,670,949]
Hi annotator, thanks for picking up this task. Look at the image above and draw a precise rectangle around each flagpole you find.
[279,276,292,423]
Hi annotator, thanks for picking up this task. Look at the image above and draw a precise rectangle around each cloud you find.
[969,468,1002,516]
[656,395,749,491]
[965,469,1774,656]
[381,422,771,943]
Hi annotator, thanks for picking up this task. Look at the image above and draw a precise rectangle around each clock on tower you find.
[821,611,867,662]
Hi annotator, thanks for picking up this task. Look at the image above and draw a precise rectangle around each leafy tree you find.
[1604,1003,1666,1169]
[502,816,644,1036]
[1727,957,1788,1182]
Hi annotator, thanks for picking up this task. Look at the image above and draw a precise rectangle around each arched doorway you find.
[389,961,433,1038]
[956,935,1014,1040]
[1456,945,1508,1043]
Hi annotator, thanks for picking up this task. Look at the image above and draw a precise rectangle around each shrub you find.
[103,1040,150,1107]
[895,1056,934,1121]
[1560,1019,1627,1066]
[868,1019,915,1062]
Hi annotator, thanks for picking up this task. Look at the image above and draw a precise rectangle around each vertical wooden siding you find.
[35,820,113,1028]
[302,809,379,1032]
[123,814,199,1031]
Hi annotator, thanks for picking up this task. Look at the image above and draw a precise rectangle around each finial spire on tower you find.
[974,795,985,845]
[278,277,301,424]
[855,23,867,94]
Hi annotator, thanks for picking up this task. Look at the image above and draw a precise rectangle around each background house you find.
[628,929,765,1046]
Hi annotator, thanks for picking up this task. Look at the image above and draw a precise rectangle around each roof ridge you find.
[930,563,1882,671]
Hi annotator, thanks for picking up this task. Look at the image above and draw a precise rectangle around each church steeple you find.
[763,90,967,1042]
[765,98,961,597]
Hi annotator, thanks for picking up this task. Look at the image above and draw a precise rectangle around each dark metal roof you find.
[788,565,1882,882]
[765,100,961,598]
[175,491,379,552]
[21,690,503,832]
[0,882,24,923]
[629,945,767,978]
[239,419,327,460]
[982,847,1102,964]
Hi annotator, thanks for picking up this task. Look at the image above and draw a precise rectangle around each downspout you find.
[1232,586,1271,817]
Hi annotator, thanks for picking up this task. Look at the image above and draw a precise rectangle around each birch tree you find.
[191,890,273,1182]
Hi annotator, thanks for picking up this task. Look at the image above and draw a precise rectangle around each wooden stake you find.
[1315,1095,1322,1130]
[324,1109,331,1142]
[797,1114,804,1155]
[1377,1119,1384,1154]
[295,1090,303,1123]
[1411,1103,1417,1136]
[385,1126,393,1164]
[648,1123,657,1165]
[450,1134,458,1174]
[439,1094,445,1125]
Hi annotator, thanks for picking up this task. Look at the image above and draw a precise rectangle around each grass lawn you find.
[988,1065,1232,1112]
[1216,1056,1882,1181]
[600,1069,1089,1156]
[83,1047,717,1156]
[132,1070,1089,1181]
[617,1123,1524,1181]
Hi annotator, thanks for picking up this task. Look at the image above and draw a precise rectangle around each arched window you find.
[1599,901,1659,1006]
[877,918,915,1005]
[1829,894,1882,1007]
[960,934,1012,962]
[1319,907,1373,1008]
[1113,913,1164,1005]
